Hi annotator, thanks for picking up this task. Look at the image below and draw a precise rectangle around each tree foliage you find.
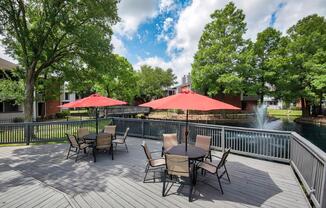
[0,0,119,121]
[249,27,282,102]
[191,2,249,96]
[137,65,176,102]
[273,15,326,116]
[93,55,139,103]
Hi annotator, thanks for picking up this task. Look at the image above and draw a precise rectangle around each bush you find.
[56,110,70,118]
[12,117,24,123]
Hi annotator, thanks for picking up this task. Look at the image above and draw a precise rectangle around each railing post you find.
[221,127,225,153]
[320,165,326,208]
[141,119,145,138]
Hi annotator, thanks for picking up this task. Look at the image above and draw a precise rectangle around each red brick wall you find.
[244,100,258,112]
[46,99,61,117]
[214,94,242,108]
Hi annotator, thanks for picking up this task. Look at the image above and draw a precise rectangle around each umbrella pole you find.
[185,110,189,152]
[96,107,99,134]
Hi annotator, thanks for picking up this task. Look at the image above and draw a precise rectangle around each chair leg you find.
[66,146,71,159]
[217,175,224,194]
[125,143,128,152]
[75,149,80,162]
[162,170,166,196]
[224,165,231,182]
[93,148,97,163]
[143,164,150,183]
[111,146,114,160]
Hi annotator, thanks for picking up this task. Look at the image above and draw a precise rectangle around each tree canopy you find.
[248,27,282,102]
[191,2,249,96]
[93,55,139,103]
[191,2,326,117]
[0,0,119,121]
[137,65,176,102]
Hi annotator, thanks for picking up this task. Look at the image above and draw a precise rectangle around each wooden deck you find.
[0,137,310,208]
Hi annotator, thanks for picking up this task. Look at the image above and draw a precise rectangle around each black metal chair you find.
[197,148,231,194]
[162,154,195,202]
[65,133,90,162]
[141,141,165,183]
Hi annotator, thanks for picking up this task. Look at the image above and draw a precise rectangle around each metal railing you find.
[0,118,112,144]
[0,117,325,207]
[112,117,325,208]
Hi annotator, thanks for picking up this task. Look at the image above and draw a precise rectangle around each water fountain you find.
[254,104,281,130]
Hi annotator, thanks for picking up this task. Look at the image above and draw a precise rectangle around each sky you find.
[1,0,326,83]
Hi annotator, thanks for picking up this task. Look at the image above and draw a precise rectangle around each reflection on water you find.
[205,117,326,152]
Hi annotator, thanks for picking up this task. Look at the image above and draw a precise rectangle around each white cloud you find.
[114,0,159,38]
[147,0,326,83]
[134,56,172,70]
[111,35,127,55]
[159,0,175,12]
[163,17,174,31]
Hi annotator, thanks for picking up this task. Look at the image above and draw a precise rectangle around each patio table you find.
[165,144,206,160]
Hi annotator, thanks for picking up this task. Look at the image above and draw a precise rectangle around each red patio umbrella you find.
[139,90,240,151]
[59,93,127,133]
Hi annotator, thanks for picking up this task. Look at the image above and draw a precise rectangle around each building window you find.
[64,93,69,100]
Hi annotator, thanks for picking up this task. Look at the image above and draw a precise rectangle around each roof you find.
[0,57,17,70]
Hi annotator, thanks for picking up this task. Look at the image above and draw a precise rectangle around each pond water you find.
[206,117,326,152]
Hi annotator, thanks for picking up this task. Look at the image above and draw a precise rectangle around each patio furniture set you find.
[142,133,231,202]
[65,125,130,162]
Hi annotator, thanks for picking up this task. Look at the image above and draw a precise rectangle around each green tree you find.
[137,65,176,102]
[0,68,24,104]
[93,55,139,103]
[278,15,326,116]
[250,27,282,103]
[0,0,119,121]
[191,2,249,96]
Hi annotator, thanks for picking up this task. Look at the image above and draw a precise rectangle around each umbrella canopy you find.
[140,90,240,151]
[139,90,239,111]
[59,93,127,134]
[59,93,127,108]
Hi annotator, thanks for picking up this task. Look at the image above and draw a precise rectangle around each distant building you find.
[264,96,284,109]
[0,57,80,121]
[0,58,24,122]
[166,73,192,96]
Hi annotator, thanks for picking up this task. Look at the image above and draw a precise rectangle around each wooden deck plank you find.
[0,137,310,208]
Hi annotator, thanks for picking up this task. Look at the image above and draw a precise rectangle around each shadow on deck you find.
[0,137,309,208]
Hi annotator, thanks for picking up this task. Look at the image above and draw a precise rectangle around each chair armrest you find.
[150,150,162,154]
[211,154,222,159]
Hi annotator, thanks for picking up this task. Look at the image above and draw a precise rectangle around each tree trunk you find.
[24,69,35,122]
[301,97,310,117]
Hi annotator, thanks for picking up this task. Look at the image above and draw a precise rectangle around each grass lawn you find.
[268,109,302,117]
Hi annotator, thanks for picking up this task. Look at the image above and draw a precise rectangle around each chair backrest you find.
[103,125,116,135]
[122,127,130,142]
[66,134,79,148]
[217,148,231,170]
[165,154,189,177]
[163,133,178,150]
[141,141,152,162]
[96,133,112,148]
[195,135,211,152]
[77,128,89,139]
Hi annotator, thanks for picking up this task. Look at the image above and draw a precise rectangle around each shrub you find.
[56,110,70,118]
[12,117,24,123]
